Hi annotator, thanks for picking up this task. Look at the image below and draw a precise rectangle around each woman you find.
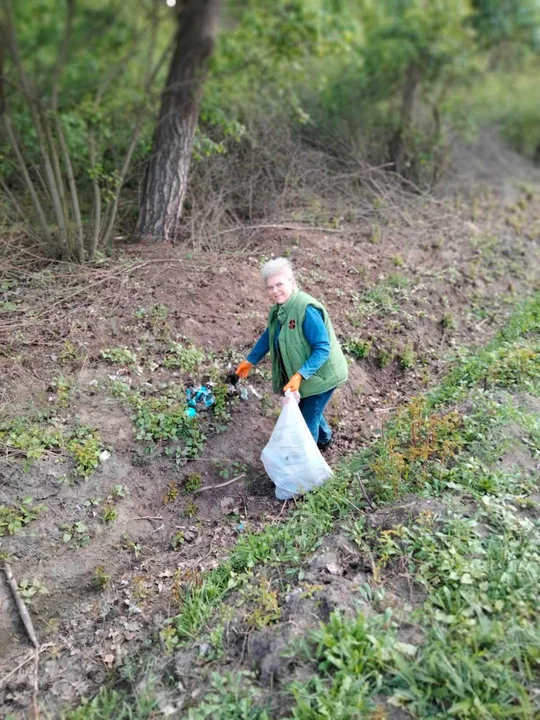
[236,257,348,449]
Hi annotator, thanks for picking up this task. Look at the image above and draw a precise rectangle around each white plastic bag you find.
[261,391,333,500]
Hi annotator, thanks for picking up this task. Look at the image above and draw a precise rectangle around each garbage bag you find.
[261,391,333,500]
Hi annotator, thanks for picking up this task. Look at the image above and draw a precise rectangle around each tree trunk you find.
[136,0,220,242]
[389,61,420,175]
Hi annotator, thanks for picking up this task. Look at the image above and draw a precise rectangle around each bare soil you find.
[0,169,539,716]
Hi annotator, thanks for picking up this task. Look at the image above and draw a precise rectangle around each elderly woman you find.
[236,258,348,450]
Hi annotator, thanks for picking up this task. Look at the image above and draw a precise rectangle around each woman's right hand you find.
[235,360,253,379]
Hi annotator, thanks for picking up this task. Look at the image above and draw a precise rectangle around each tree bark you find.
[136,0,220,242]
[389,61,421,175]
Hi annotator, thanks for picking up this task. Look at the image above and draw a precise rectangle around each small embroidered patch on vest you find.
[289,319,296,330]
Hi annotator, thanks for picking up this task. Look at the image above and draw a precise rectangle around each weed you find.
[51,375,71,407]
[131,386,206,461]
[102,502,118,523]
[399,343,417,370]
[244,579,281,630]
[0,417,63,464]
[134,305,168,321]
[369,224,381,244]
[163,480,179,504]
[67,426,104,478]
[0,498,45,536]
[18,578,49,603]
[171,531,185,549]
[94,565,111,590]
[121,534,141,558]
[212,382,232,423]
[213,461,247,481]
[163,341,205,373]
[65,686,158,719]
[184,499,198,518]
[260,393,273,417]
[441,312,457,331]
[100,347,138,365]
[344,337,372,360]
[61,521,90,547]
[186,672,269,720]
[59,340,79,364]
[376,345,394,368]
[111,484,129,499]
[392,254,405,267]
[184,473,202,493]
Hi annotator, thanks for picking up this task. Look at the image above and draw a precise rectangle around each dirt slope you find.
[0,174,539,716]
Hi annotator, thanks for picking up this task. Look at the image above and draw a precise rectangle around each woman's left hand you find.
[283,372,302,393]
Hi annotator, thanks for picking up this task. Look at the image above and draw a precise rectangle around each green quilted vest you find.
[268,290,348,398]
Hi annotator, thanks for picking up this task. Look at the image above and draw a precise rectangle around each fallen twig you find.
[4,562,41,718]
[355,472,376,510]
[126,516,163,522]
[4,562,39,648]
[272,499,288,523]
[0,644,53,687]
[193,473,246,494]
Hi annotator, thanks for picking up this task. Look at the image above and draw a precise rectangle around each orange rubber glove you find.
[283,372,302,393]
[235,360,253,379]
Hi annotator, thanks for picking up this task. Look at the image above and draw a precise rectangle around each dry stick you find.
[355,472,376,510]
[88,129,102,262]
[4,562,39,648]
[0,644,53,687]
[193,473,246,494]
[56,119,84,263]
[126,516,163,522]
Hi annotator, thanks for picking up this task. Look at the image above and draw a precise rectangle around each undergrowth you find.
[0,416,105,479]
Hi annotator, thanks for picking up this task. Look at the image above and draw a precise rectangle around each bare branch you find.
[51,0,75,112]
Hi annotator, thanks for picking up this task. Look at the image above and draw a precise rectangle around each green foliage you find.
[94,565,111,590]
[18,578,49,603]
[100,347,138,365]
[66,425,103,477]
[186,672,269,720]
[344,337,372,359]
[376,344,395,369]
[65,686,158,720]
[290,611,400,718]
[399,342,417,370]
[441,312,457,331]
[0,498,45,536]
[0,416,63,462]
[184,473,202,494]
[163,341,205,373]
[61,520,90,548]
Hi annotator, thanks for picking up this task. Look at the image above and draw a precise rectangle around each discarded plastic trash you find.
[185,385,215,417]
[261,391,332,500]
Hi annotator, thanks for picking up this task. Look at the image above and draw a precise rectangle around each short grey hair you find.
[261,257,294,282]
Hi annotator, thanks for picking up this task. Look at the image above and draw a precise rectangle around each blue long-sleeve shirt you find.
[246,305,330,379]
